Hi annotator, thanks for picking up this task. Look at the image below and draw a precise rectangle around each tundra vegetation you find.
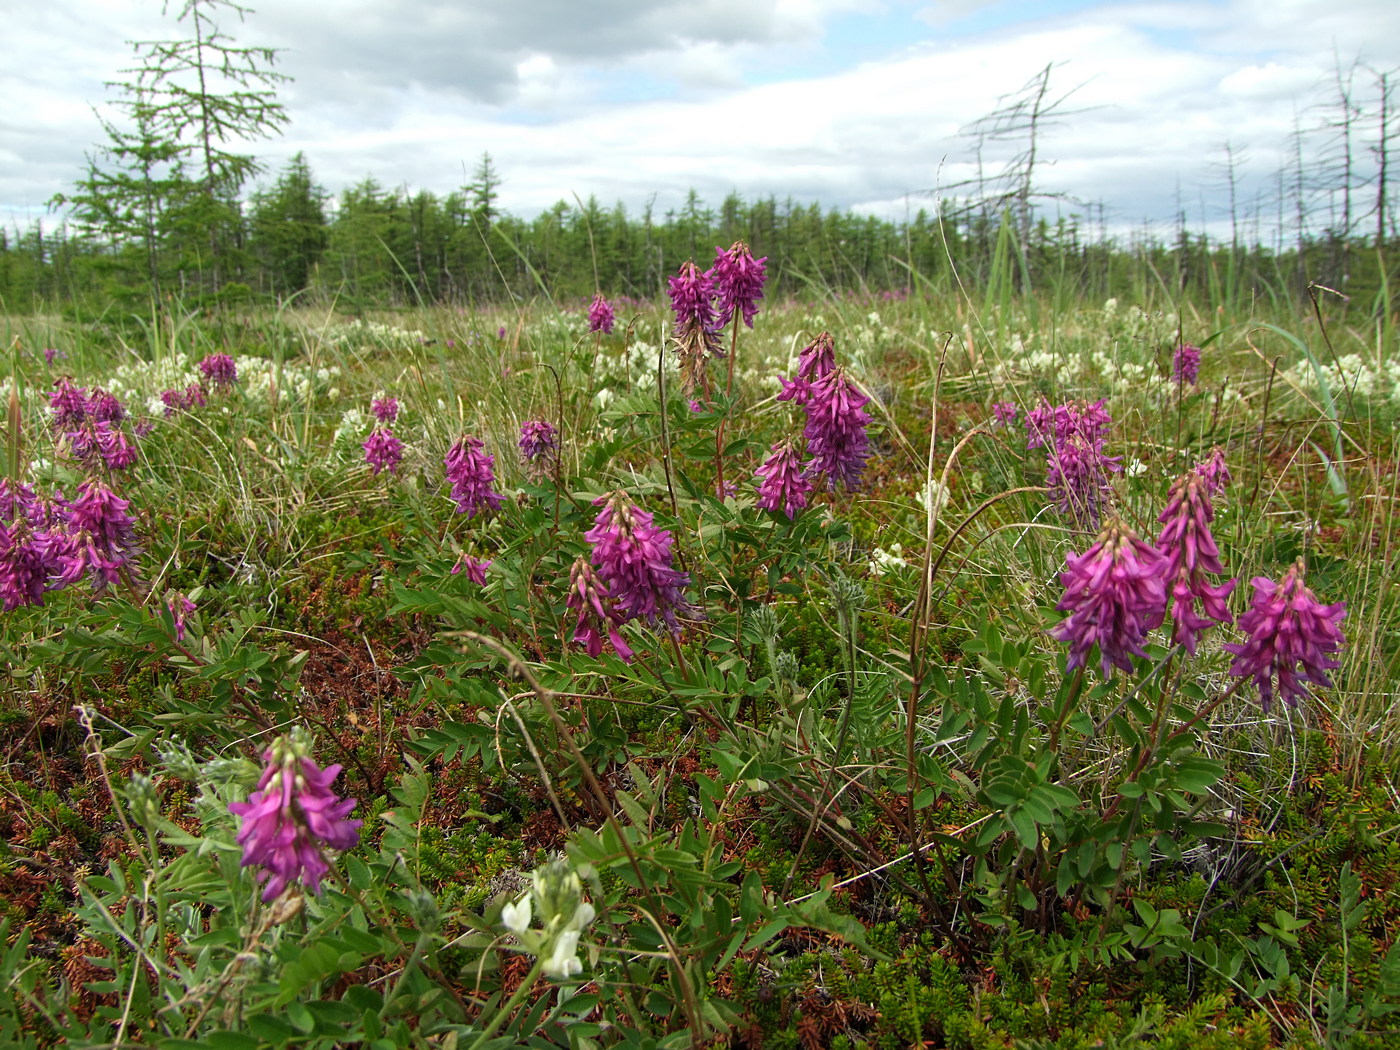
[2,5,1400,1048]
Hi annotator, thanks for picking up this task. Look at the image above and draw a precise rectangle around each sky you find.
[4,0,1400,243]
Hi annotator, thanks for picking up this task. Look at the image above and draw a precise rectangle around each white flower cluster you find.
[102,356,202,405]
[869,543,909,577]
[499,859,596,979]
[234,356,341,405]
[319,319,428,353]
[1288,353,1400,406]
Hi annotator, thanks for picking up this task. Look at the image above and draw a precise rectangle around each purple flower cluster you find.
[1025,398,1121,530]
[1051,453,1348,711]
[587,293,616,335]
[1156,469,1237,655]
[160,384,208,416]
[228,736,362,902]
[198,353,238,390]
[363,428,403,475]
[584,492,690,632]
[1224,561,1346,712]
[711,241,768,330]
[518,419,559,481]
[803,368,872,491]
[669,261,724,398]
[776,333,836,406]
[0,478,143,609]
[1052,517,1169,678]
[755,440,813,519]
[992,401,1019,427]
[667,261,718,333]
[451,553,491,585]
[565,556,634,662]
[66,419,139,472]
[371,396,399,425]
[1197,446,1231,497]
[1172,343,1202,386]
[444,436,503,517]
[167,593,197,642]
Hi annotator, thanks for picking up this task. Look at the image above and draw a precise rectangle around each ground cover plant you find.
[2,245,1400,1050]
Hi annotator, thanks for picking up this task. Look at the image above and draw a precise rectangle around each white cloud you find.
[4,0,1399,242]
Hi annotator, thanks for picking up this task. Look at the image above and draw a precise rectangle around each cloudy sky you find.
[4,0,1399,241]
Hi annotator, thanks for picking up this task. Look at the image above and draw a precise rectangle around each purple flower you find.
[228,736,362,902]
[1197,446,1231,497]
[65,420,137,472]
[0,478,37,523]
[1052,517,1169,678]
[444,436,503,517]
[802,367,872,491]
[1224,560,1346,713]
[451,554,491,585]
[60,480,141,590]
[777,332,836,406]
[667,260,717,332]
[87,389,125,424]
[565,556,634,662]
[42,347,60,366]
[49,378,89,430]
[167,593,196,642]
[587,293,616,335]
[160,384,207,415]
[1024,398,1113,452]
[0,518,50,611]
[1027,399,1121,530]
[1172,344,1202,386]
[198,353,237,389]
[669,261,723,398]
[370,396,399,425]
[711,241,767,329]
[584,492,691,632]
[520,420,557,464]
[363,428,403,475]
[755,439,813,519]
[992,401,1018,427]
[1155,468,1236,655]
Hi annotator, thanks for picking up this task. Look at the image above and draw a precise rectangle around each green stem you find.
[467,955,545,1050]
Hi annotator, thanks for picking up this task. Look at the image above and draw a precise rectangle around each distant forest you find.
[3,149,1396,317]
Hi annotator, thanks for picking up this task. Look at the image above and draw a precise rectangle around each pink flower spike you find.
[1052,517,1169,679]
[1155,469,1236,655]
[711,241,767,329]
[363,428,403,475]
[587,293,616,334]
[755,439,813,520]
[229,735,361,902]
[1224,560,1346,713]
[444,436,503,517]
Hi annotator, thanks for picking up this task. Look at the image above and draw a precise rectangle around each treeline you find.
[4,156,1397,316]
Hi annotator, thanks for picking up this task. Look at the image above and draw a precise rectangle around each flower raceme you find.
[444,436,503,518]
[1224,560,1346,712]
[228,735,361,902]
[1052,517,1169,678]
[1172,343,1202,386]
[754,439,812,519]
[362,428,403,475]
[370,395,399,425]
[584,492,690,632]
[802,367,872,491]
[1156,468,1236,655]
[518,419,559,481]
[668,260,723,398]
[587,293,616,335]
[711,240,767,329]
